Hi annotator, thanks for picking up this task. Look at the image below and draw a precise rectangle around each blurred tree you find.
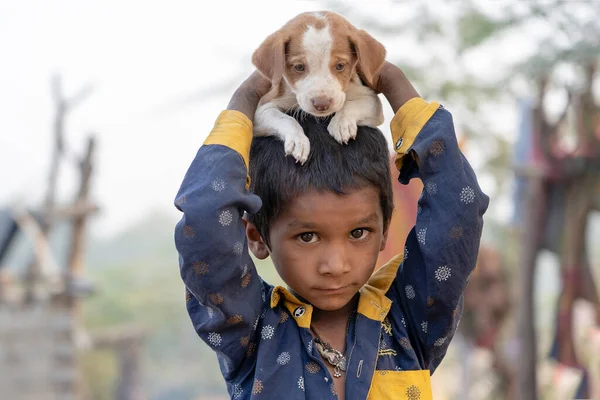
[457,2,600,399]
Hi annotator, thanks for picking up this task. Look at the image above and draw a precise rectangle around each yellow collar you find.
[269,254,404,328]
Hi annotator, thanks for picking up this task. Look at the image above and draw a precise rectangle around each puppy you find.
[252,11,386,163]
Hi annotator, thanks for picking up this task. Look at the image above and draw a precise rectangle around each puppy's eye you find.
[294,64,305,72]
[336,63,346,71]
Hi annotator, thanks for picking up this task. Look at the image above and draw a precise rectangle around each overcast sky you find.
[0,0,523,238]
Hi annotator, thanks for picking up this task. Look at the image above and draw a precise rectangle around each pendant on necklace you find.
[330,354,346,378]
[314,339,347,378]
[333,365,343,378]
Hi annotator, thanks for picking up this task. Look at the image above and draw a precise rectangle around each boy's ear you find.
[379,225,389,252]
[243,218,270,260]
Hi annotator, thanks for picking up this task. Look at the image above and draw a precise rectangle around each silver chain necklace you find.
[312,335,347,377]
[310,311,354,378]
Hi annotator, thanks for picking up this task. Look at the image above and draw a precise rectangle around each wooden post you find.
[93,326,146,400]
[24,76,66,302]
[66,136,96,297]
[44,75,67,228]
[24,76,92,303]
[115,337,144,400]
[59,135,96,399]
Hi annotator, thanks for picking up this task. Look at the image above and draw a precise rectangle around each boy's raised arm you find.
[173,72,271,377]
[377,63,490,372]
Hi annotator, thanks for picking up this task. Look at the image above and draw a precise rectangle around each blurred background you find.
[1,0,599,399]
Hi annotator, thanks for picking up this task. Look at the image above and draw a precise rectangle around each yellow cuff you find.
[390,98,440,170]
[203,110,253,171]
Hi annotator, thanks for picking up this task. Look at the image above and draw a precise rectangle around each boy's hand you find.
[370,61,420,114]
[227,71,271,121]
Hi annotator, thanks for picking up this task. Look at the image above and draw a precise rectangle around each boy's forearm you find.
[390,104,489,372]
[378,63,420,114]
[227,70,271,121]
[227,87,262,121]
[174,113,265,374]
[174,141,263,308]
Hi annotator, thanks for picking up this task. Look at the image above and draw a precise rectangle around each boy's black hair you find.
[248,115,394,243]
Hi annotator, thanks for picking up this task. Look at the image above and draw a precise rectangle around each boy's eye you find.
[299,232,317,243]
[350,229,367,239]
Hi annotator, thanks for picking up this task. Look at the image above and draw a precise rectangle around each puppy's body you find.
[252,12,386,163]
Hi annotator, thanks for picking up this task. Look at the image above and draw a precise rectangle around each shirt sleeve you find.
[173,110,266,378]
[388,98,490,372]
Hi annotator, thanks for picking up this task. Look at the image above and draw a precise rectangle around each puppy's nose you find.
[312,96,332,112]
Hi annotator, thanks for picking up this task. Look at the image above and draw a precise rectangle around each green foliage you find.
[457,8,511,52]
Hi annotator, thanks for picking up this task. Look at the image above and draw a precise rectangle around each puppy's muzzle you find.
[311,96,332,113]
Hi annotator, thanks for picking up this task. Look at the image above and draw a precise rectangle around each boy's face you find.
[247,186,389,312]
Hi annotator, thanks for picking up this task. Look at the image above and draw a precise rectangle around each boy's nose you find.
[317,246,350,276]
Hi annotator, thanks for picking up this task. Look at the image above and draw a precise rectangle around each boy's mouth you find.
[314,285,348,294]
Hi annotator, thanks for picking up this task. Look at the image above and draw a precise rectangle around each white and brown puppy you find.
[252,11,386,163]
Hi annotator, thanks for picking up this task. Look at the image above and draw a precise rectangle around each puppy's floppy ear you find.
[252,31,287,85]
[350,29,386,88]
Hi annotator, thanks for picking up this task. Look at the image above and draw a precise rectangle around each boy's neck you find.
[310,293,359,328]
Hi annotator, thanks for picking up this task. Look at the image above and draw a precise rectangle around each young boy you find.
[174,62,489,399]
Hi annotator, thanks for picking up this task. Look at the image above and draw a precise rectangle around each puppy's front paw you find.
[328,113,358,144]
[282,124,311,164]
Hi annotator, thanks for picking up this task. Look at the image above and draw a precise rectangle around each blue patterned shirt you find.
[174,98,489,399]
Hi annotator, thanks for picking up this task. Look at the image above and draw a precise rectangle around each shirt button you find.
[293,306,305,317]
[395,137,404,150]
[324,377,329,382]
